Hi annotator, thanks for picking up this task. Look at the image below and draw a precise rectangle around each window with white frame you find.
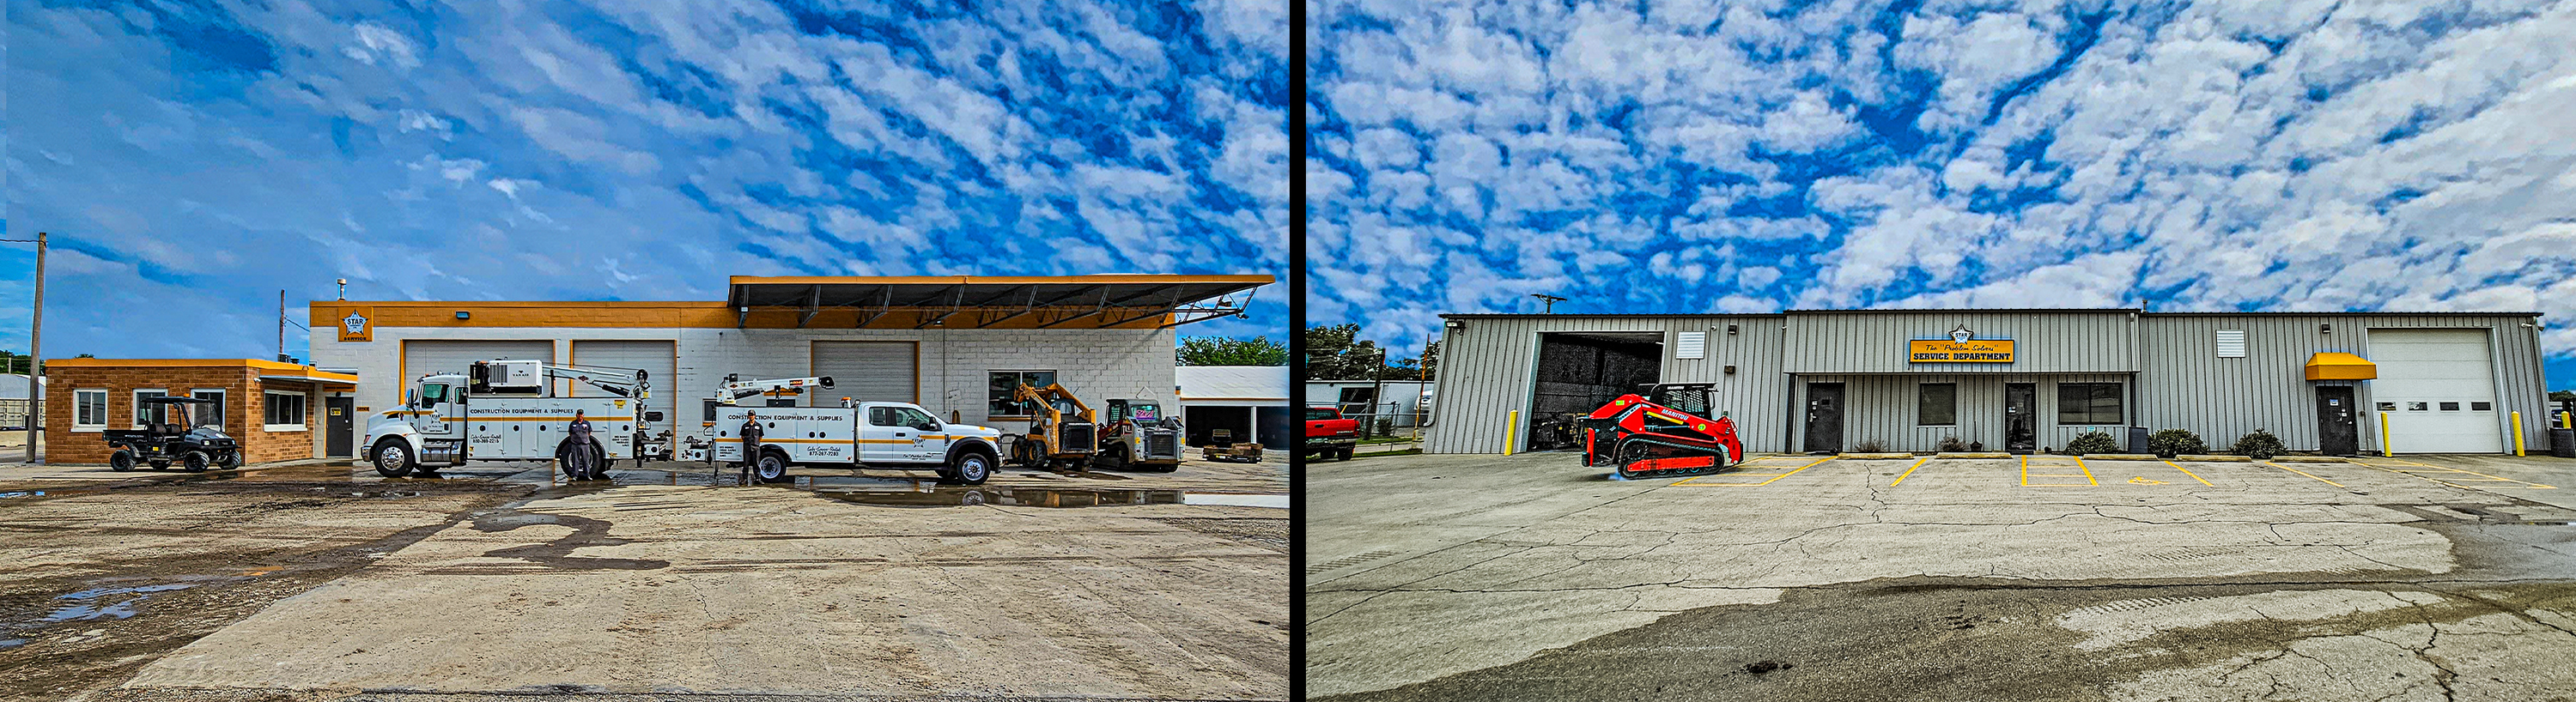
[191,389,226,428]
[264,390,308,431]
[74,390,109,431]
[133,389,167,429]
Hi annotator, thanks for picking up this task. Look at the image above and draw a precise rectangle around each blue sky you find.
[2,0,1286,361]
[1304,0,2576,387]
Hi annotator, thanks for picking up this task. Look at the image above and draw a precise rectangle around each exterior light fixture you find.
[455,311,471,320]
[1950,324,1974,343]
[2320,323,2332,333]
[1727,324,1740,335]
[1444,320,1464,330]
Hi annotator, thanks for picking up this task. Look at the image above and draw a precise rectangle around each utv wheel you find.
[753,452,790,484]
[373,440,416,478]
[182,452,210,473]
[215,451,242,469]
[949,451,993,486]
[108,451,137,472]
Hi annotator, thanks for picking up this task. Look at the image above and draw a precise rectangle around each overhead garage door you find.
[811,342,916,408]
[403,340,555,384]
[571,340,677,440]
[2371,329,2503,453]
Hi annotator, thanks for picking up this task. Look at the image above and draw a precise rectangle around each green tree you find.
[2553,390,2575,402]
[1303,324,1437,380]
[1177,336,1287,366]
[0,351,25,375]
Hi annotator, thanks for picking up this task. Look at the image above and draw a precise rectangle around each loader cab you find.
[1638,384,1716,416]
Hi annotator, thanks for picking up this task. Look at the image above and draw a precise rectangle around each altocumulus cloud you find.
[1306,0,2576,385]
[3,0,1286,358]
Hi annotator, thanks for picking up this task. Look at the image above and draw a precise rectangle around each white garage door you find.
[2370,329,2503,453]
[810,342,916,408]
[403,341,555,383]
[571,340,677,439]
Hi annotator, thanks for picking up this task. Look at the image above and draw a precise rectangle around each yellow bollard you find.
[1504,409,1520,456]
[2380,412,2394,457]
[2513,411,2526,457]
[2561,411,2570,430]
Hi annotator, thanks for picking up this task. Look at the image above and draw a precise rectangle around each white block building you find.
[307,275,1270,458]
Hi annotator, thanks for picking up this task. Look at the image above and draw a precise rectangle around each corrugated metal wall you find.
[1784,311,2140,374]
[2138,315,2549,453]
[1791,373,2135,453]
[1427,312,2549,455]
[1423,315,1788,453]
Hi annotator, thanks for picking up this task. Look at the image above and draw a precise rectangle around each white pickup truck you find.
[711,402,1003,484]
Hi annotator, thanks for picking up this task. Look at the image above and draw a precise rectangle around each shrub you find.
[1852,439,1889,453]
[2147,429,2208,458]
[2063,432,2121,456]
[1936,436,1968,452]
[2229,429,2287,459]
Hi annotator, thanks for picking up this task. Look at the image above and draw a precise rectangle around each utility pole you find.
[1531,294,1566,314]
[277,290,286,362]
[25,233,46,463]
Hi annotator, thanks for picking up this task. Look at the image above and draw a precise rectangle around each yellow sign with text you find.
[1910,339,2015,363]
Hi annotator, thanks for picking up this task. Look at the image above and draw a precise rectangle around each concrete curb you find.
[2079,454,2160,461]
[1935,452,2013,459]
[2178,454,2253,463]
[2268,456,2349,463]
[1838,452,1916,460]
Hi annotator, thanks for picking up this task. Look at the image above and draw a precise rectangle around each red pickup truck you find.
[1303,406,1359,461]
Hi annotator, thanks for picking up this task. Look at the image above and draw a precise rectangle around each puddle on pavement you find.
[817,487,1288,509]
[2,573,260,646]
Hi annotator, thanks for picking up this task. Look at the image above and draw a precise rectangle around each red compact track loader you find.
[1580,383,1743,480]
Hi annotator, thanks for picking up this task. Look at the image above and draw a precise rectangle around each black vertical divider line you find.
[1286,0,1310,693]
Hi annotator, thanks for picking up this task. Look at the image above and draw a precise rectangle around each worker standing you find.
[738,410,765,484]
[565,409,598,480]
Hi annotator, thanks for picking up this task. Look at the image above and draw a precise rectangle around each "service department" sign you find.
[1909,339,2016,363]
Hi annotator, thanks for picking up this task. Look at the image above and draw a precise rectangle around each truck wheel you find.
[753,451,790,484]
[1340,447,1357,461]
[216,451,242,469]
[1096,444,1130,471]
[949,451,993,486]
[373,439,416,478]
[182,452,210,473]
[109,451,137,472]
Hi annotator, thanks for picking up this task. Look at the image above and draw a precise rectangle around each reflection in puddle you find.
[46,584,198,622]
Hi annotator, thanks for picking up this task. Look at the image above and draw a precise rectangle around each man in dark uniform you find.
[565,409,599,480]
[738,410,764,485]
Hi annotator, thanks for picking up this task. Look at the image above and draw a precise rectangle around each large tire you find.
[949,450,993,486]
[182,451,210,473]
[753,451,791,484]
[109,451,137,472]
[373,439,416,478]
[215,450,242,469]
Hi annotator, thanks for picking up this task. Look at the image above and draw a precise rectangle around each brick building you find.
[43,359,360,465]
[306,275,1270,463]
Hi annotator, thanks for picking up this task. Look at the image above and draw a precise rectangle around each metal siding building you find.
[1425,310,2549,456]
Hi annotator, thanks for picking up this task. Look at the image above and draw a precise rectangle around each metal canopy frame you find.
[725,276,1265,330]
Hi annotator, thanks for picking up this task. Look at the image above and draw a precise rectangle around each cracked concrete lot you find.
[1306,451,2576,701]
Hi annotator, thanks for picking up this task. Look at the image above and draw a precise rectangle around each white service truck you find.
[710,397,1003,486]
[364,360,663,477]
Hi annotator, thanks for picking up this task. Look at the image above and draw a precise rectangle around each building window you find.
[2439,402,2460,411]
[264,390,309,431]
[191,389,226,428]
[2472,402,2492,410]
[1917,384,1958,426]
[133,389,167,429]
[74,390,108,431]
[987,371,1057,417]
[2378,402,2397,411]
[2409,402,2428,411]
[2057,383,2123,425]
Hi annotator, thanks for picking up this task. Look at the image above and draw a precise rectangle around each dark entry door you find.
[2004,384,2037,454]
[1803,383,1844,453]
[2316,385,2359,456]
[325,396,354,457]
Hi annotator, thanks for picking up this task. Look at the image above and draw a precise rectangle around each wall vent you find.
[2215,330,2246,358]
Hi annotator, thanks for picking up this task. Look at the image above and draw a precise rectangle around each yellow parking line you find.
[2161,460,2214,487]
[1671,456,1835,487]
[1889,457,1931,486]
[2262,461,2346,487]
[2020,456,2097,487]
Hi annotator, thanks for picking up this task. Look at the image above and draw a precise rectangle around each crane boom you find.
[715,374,835,403]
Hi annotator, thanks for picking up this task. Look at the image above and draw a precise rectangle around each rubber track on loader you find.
[1616,436,1731,480]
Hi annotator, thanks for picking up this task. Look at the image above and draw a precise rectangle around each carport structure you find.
[723,275,1267,330]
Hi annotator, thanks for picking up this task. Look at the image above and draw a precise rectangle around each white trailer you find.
[364,360,663,477]
[710,402,1002,485]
